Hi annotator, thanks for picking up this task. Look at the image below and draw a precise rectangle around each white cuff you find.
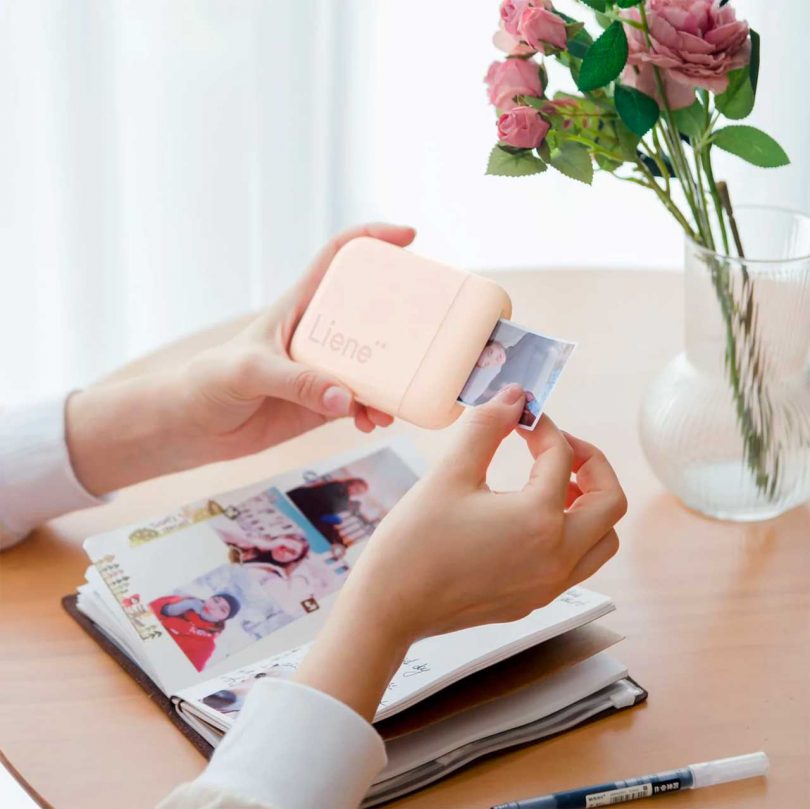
[198,679,387,809]
[0,395,108,549]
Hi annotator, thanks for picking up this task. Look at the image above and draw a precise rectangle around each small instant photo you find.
[457,319,575,430]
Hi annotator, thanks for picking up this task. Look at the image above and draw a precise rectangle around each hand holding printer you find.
[293,386,626,721]
[65,223,413,497]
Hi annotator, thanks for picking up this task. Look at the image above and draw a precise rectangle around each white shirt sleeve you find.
[0,396,108,549]
[159,679,387,809]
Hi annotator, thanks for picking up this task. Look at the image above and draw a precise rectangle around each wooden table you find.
[1,270,808,809]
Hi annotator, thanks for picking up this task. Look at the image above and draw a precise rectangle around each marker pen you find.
[492,752,769,809]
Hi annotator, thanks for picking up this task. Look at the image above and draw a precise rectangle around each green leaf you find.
[615,119,641,160]
[553,10,593,60]
[594,153,623,172]
[549,142,594,184]
[749,29,760,94]
[567,25,594,60]
[486,146,548,177]
[576,22,628,92]
[614,84,659,136]
[711,126,790,168]
[716,66,755,120]
[594,11,611,29]
[579,0,607,10]
[671,100,705,138]
[615,0,643,6]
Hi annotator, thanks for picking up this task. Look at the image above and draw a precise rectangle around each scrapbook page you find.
[81,442,422,695]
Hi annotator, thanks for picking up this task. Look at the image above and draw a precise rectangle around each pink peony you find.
[497,106,550,149]
[485,58,544,111]
[519,3,568,52]
[622,0,750,109]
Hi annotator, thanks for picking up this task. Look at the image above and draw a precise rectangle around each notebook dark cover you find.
[62,593,214,758]
[62,593,648,798]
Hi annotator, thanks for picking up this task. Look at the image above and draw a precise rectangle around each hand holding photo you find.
[458,319,575,429]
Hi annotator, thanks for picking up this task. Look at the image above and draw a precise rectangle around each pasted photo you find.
[285,446,419,556]
[210,487,348,618]
[458,319,575,429]
[200,666,296,718]
[149,564,293,672]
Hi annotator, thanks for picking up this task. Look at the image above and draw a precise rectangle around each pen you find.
[491,751,769,809]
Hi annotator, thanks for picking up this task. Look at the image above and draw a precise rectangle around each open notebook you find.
[64,440,646,804]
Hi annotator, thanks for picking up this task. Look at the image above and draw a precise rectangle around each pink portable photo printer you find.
[290,237,512,429]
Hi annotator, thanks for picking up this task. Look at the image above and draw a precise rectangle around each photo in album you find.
[148,446,419,673]
[149,563,295,672]
[458,319,575,429]
[200,664,297,716]
[285,446,419,555]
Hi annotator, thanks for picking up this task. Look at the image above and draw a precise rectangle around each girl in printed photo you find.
[150,593,241,672]
[220,529,340,617]
[212,488,345,617]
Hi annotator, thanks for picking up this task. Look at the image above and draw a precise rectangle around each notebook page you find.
[176,586,614,724]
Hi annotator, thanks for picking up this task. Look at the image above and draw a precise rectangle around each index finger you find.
[518,414,574,509]
[562,431,627,530]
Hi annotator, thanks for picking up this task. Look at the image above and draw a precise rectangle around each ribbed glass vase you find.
[640,206,810,521]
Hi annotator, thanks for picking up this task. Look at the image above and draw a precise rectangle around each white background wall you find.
[0,0,808,402]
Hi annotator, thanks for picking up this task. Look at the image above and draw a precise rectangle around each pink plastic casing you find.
[290,237,512,429]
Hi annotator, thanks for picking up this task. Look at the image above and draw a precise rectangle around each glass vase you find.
[639,205,810,521]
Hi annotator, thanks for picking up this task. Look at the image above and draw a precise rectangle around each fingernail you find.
[322,386,352,416]
[496,383,523,405]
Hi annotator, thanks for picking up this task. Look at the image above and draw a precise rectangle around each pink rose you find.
[497,106,550,149]
[519,3,568,53]
[622,0,750,109]
[500,0,531,36]
[485,58,544,111]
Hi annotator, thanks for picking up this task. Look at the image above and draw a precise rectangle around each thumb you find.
[246,353,355,417]
[437,384,525,485]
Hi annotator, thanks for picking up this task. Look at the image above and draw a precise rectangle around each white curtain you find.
[1,0,807,403]
[0,0,340,403]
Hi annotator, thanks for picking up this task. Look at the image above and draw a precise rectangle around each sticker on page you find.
[457,319,575,430]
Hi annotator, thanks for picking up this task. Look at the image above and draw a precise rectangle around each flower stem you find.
[702,147,731,255]
[637,4,710,243]
[633,158,697,238]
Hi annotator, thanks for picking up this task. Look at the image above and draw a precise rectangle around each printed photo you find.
[200,665,296,717]
[149,564,294,672]
[458,319,575,429]
[285,446,418,555]
[210,487,349,618]
[197,646,306,718]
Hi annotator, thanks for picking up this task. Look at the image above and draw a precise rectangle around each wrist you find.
[66,373,210,495]
[294,588,413,722]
